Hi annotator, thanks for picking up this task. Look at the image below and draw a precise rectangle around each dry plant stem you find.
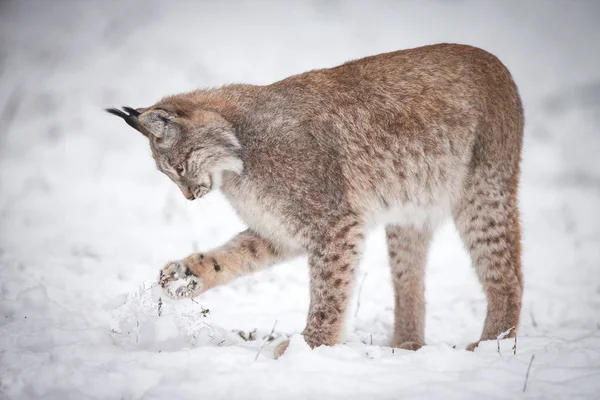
[496,326,515,356]
[530,311,538,328]
[523,354,535,392]
[255,320,278,361]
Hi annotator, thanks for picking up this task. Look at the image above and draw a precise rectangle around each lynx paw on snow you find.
[159,261,203,299]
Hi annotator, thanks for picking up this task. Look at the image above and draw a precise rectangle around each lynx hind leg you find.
[386,226,432,351]
[453,172,523,350]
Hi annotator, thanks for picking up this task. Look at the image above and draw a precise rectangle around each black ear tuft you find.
[105,107,129,118]
[122,106,141,117]
[105,105,148,136]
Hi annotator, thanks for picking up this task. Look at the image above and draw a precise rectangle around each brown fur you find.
[109,43,524,354]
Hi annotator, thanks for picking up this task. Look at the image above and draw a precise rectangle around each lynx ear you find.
[137,109,178,139]
[105,106,180,141]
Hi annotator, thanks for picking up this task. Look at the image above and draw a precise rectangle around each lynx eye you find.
[174,164,185,174]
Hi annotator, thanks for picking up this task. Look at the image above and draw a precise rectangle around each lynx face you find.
[107,104,243,200]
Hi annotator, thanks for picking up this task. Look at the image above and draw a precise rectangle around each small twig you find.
[217,340,226,346]
[496,326,516,356]
[370,334,373,346]
[136,320,140,343]
[157,297,163,317]
[354,272,368,318]
[513,335,517,355]
[0,85,24,147]
[141,282,158,293]
[190,298,211,316]
[254,320,278,361]
[530,311,538,328]
[523,354,535,392]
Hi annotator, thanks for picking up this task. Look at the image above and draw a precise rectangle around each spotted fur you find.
[108,43,524,354]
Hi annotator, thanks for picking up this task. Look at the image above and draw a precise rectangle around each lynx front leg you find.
[160,229,296,299]
[302,216,364,348]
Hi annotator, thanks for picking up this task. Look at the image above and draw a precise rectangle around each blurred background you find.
[0,1,599,399]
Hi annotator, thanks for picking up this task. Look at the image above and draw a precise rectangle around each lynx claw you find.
[159,261,203,299]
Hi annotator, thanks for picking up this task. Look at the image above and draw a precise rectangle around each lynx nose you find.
[179,186,195,201]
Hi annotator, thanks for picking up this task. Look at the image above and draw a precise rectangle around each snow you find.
[1,0,599,399]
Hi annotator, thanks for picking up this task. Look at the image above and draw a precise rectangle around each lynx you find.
[107,43,524,356]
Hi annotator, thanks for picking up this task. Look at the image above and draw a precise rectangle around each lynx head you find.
[106,98,243,200]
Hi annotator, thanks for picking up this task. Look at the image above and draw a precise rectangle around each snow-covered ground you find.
[1,0,599,398]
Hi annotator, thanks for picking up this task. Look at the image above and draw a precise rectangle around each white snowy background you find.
[1,0,599,399]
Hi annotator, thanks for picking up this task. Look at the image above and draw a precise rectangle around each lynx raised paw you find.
[159,261,203,299]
